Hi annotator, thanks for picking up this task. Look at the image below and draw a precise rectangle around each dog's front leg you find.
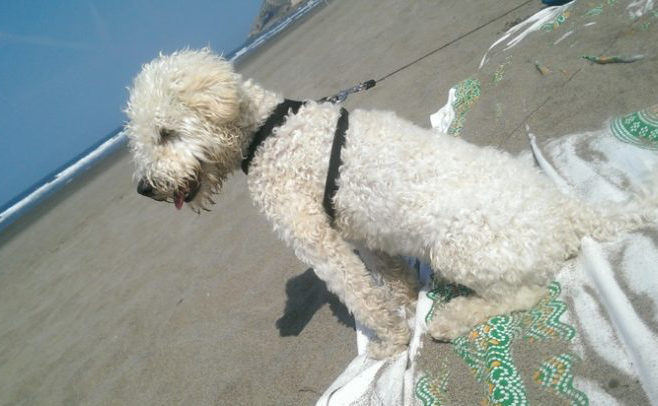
[355,249,419,318]
[280,212,410,359]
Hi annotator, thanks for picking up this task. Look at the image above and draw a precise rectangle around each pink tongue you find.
[174,193,184,210]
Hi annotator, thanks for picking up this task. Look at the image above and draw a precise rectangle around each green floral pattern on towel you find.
[415,362,450,406]
[447,78,481,136]
[611,105,658,150]
[541,11,571,31]
[534,353,588,405]
[416,282,586,405]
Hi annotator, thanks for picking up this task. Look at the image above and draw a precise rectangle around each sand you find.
[2,0,657,404]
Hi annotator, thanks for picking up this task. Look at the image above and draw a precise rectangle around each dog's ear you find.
[174,51,241,123]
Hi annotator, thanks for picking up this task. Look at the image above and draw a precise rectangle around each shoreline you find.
[0,149,130,247]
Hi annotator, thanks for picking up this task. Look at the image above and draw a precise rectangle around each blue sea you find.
[0,0,326,233]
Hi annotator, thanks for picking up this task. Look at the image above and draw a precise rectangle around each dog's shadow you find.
[276,268,355,336]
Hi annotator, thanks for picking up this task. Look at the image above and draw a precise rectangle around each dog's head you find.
[124,48,244,211]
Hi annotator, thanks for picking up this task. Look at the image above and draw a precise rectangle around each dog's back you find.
[333,109,657,286]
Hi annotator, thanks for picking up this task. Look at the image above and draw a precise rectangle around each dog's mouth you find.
[137,176,201,209]
[174,179,201,210]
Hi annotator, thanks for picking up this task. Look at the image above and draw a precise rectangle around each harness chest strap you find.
[323,107,348,225]
[241,99,348,225]
[241,99,304,174]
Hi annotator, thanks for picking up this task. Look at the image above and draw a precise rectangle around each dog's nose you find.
[137,179,155,197]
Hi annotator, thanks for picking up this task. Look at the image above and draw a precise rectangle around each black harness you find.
[241,99,305,174]
[241,100,349,225]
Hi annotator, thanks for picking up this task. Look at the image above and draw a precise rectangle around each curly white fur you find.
[124,49,656,359]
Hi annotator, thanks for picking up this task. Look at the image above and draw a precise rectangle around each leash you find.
[319,79,376,104]
[242,79,375,225]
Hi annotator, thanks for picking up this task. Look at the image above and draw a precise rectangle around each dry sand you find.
[2,0,657,404]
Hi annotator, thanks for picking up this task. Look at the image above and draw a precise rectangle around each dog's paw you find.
[427,313,471,342]
[366,341,407,360]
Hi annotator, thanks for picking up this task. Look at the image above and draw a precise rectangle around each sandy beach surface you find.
[2,0,657,404]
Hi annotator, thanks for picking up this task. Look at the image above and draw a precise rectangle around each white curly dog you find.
[124,49,654,359]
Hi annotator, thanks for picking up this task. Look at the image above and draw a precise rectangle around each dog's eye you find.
[159,128,175,143]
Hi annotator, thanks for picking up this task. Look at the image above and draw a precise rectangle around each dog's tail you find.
[573,171,658,241]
